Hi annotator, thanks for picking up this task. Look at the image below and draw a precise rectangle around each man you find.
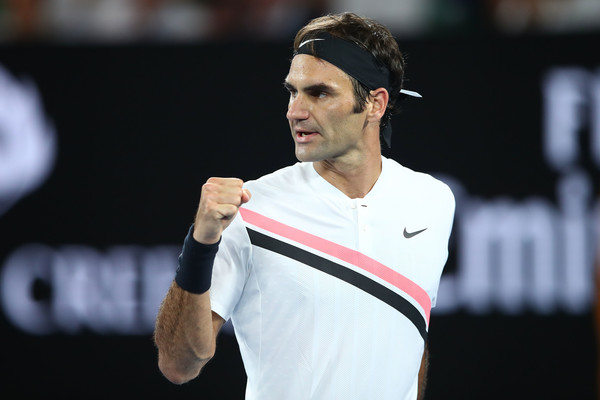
[154,12,455,400]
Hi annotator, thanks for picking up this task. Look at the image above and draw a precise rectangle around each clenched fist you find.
[193,177,251,245]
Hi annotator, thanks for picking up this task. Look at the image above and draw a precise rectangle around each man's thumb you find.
[241,188,252,204]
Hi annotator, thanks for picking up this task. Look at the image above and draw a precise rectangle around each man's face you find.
[284,54,369,163]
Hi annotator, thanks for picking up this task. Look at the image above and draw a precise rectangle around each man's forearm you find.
[154,281,218,384]
[417,344,429,400]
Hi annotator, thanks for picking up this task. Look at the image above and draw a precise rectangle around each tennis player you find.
[154,12,455,400]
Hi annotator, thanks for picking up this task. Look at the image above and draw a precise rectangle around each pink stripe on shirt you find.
[239,207,431,324]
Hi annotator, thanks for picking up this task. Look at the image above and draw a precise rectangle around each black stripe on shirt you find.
[246,228,427,341]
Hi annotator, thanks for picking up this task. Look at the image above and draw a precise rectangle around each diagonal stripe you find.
[239,207,431,323]
[247,228,427,341]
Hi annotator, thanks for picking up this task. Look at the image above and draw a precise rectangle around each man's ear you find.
[368,88,389,122]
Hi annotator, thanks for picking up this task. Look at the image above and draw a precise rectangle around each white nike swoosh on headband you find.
[299,38,325,48]
[400,89,422,97]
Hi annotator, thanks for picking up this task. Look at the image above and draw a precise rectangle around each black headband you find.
[295,32,391,94]
[294,31,421,148]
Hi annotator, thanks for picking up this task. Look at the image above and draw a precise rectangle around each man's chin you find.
[295,148,319,163]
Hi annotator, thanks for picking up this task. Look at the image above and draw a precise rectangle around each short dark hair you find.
[293,12,406,131]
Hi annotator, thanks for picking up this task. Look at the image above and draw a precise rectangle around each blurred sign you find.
[0,64,56,216]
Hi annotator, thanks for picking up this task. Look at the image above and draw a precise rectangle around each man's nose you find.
[286,95,309,121]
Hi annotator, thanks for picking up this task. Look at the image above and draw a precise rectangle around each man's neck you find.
[313,151,382,199]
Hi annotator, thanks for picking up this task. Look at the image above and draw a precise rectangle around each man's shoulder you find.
[383,157,455,204]
[244,162,307,191]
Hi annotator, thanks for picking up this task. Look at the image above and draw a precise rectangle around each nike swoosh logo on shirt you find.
[403,227,427,239]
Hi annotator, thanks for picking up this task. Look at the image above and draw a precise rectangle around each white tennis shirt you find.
[209,156,455,400]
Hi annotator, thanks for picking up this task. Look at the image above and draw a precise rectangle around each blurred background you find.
[2,0,600,42]
[0,0,599,399]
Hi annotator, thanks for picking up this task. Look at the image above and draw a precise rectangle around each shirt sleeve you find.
[428,182,456,308]
[209,212,252,321]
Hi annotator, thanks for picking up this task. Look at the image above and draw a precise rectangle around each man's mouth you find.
[295,128,319,136]
[295,131,319,142]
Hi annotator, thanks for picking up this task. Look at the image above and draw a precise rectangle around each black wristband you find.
[175,224,220,294]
